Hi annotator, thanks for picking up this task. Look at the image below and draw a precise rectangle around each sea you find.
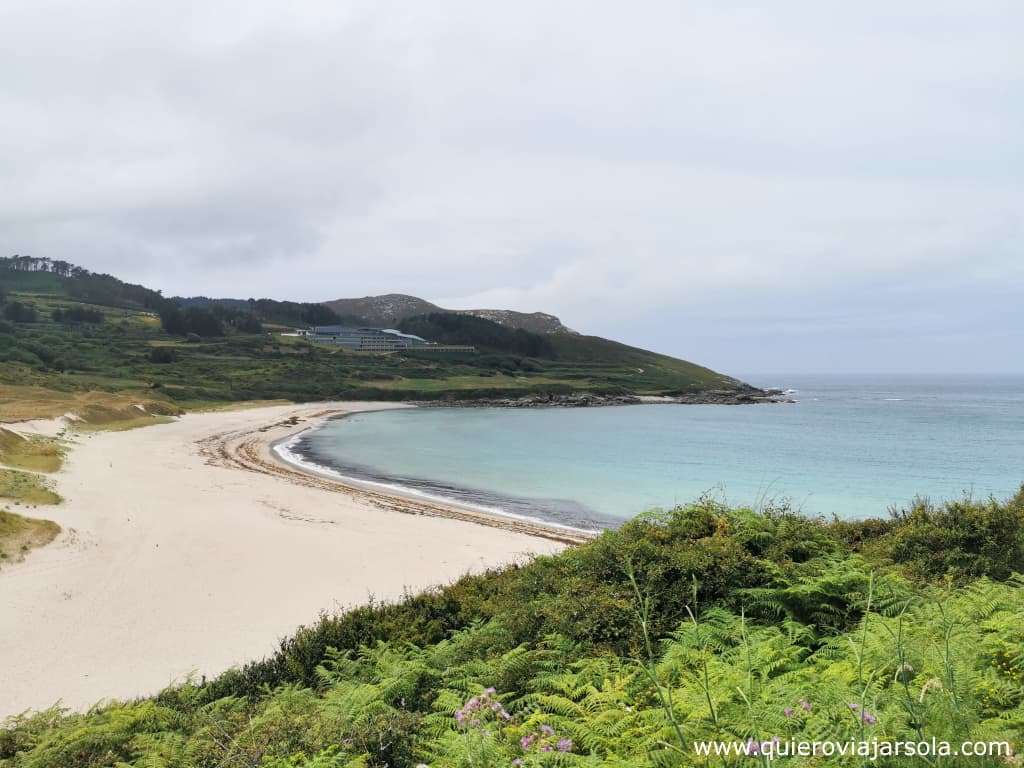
[278,375,1024,531]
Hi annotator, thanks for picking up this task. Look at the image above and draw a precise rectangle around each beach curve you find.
[200,405,595,546]
[0,401,569,718]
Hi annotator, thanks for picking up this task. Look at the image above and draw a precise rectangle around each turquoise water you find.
[289,375,1024,529]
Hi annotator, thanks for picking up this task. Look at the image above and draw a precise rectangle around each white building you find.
[306,326,473,353]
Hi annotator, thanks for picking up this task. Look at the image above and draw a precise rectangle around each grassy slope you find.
[0,508,60,567]
[0,469,62,506]
[547,333,745,394]
[0,429,64,473]
[2,492,1022,766]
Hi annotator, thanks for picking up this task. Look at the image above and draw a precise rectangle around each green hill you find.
[398,312,747,395]
[0,257,759,416]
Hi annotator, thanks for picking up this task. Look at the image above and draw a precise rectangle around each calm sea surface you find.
[286,375,1024,530]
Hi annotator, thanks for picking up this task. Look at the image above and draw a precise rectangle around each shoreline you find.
[0,401,569,718]
[198,404,595,545]
[269,412,604,540]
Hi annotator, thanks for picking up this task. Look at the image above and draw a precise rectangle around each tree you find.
[301,304,340,326]
[159,305,189,335]
[233,314,264,334]
[183,307,224,337]
[398,313,555,357]
[159,304,225,337]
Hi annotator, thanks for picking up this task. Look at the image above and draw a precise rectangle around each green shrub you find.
[148,347,180,364]
[195,500,891,703]
[4,575,1024,767]
[2,302,37,324]
[881,488,1024,582]
[5,497,1024,767]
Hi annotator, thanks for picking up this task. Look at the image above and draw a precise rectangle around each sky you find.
[2,1,1021,375]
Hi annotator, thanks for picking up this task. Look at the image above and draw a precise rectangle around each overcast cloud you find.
[2,1,1021,374]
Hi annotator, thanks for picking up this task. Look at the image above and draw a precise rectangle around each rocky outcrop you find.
[417,390,793,408]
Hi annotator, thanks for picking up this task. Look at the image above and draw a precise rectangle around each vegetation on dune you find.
[3,490,1023,766]
[75,413,177,432]
[0,429,64,473]
[0,469,62,506]
[0,508,60,566]
[0,385,181,426]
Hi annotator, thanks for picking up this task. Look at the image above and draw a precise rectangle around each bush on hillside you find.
[175,296,341,328]
[2,302,37,324]
[51,306,104,324]
[399,313,555,357]
[198,500,882,700]
[148,347,180,364]
[189,492,1024,706]
[159,305,225,337]
[882,487,1024,582]
[4,495,1024,768]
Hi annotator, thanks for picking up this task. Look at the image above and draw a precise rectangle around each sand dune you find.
[0,402,564,718]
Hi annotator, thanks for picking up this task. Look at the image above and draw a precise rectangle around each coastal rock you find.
[416,390,793,408]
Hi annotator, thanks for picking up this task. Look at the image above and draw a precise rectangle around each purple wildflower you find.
[520,734,535,749]
[557,738,573,753]
[783,706,794,718]
[799,699,812,712]
[861,711,877,725]
[848,702,860,711]
[745,738,760,756]
[540,744,553,753]
[540,724,555,737]
[512,761,524,767]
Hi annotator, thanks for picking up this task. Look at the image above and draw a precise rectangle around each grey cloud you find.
[1,0,1020,371]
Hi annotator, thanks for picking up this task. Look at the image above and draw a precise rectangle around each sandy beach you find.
[0,402,570,719]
